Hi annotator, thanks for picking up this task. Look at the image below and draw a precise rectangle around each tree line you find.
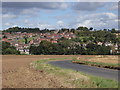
[29,40,111,55]
[2,27,56,33]
[2,26,120,33]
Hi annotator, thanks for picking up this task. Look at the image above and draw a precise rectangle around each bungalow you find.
[51,40,57,43]
[97,42,103,46]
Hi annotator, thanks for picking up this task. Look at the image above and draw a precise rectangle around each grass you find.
[18,37,35,43]
[27,37,35,41]
[18,39,25,43]
[32,57,118,88]
[72,56,119,70]
[73,59,119,67]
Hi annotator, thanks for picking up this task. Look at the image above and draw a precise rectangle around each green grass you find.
[27,37,35,41]
[18,37,35,43]
[33,57,118,88]
[18,39,25,43]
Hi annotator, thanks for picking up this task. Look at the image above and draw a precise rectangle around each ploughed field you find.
[2,55,94,88]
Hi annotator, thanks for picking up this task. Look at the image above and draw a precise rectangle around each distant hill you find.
[2,27,41,33]
[2,27,57,33]
[2,26,120,34]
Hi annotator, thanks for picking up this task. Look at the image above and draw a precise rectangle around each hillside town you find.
[2,31,76,54]
[1,26,120,55]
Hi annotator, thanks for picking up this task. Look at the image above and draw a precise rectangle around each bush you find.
[2,41,20,55]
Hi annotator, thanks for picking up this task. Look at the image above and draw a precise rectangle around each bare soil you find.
[2,55,94,88]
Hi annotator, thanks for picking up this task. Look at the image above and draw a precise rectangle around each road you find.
[49,60,119,81]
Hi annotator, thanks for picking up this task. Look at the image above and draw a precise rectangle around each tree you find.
[70,28,75,33]
[24,36,28,44]
[77,26,89,31]
[29,45,37,54]
[86,43,111,55]
[89,27,93,31]
[96,45,111,55]
[2,42,20,55]
[111,28,116,33]
[3,27,41,33]
[3,35,7,38]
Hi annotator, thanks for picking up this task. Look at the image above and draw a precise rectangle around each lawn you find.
[18,37,36,43]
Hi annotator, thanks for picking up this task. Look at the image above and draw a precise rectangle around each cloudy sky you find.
[1,2,119,30]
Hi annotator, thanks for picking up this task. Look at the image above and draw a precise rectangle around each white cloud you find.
[12,25,18,27]
[37,23,55,30]
[24,19,29,24]
[59,3,68,9]
[110,5,118,10]
[109,3,118,10]
[4,22,11,26]
[57,20,69,28]
[24,19,34,26]
[2,14,17,19]
[71,12,118,29]
[57,20,64,26]
[76,12,117,24]
[105,13,117,19]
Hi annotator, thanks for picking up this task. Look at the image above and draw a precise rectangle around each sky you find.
[1,1,119,30]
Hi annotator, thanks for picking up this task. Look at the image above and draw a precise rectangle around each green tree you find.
[86,43,111,55]
[3,35,7,38]
[2,42,20,55]
[77,26,89,31]
[89,27,93,31]
[111,28,116,33]
[24,36,28,44]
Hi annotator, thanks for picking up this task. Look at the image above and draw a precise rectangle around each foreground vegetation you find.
[32,57,118,88]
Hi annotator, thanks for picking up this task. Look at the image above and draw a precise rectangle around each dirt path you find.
[2,55,94,88]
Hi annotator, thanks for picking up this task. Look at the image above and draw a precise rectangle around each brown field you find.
[77,55,119,64]
[73,55,119,70]
[2,55,95,88]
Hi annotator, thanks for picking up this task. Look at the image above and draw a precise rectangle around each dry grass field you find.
[77,55,118,64]
[73,55,119,69]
